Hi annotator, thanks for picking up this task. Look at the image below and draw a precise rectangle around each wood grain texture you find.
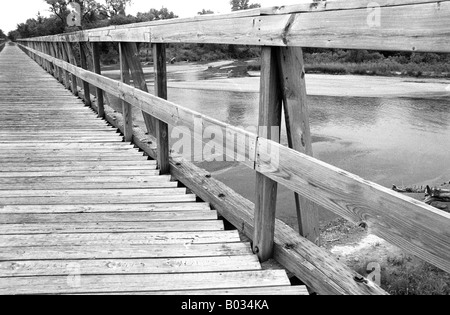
[153,43,170,174]
[121,42,158,138]
[256,141,450,274]
[0,45,297,296]
[0,256,261,277]
[92,42,105,118]
[25,40,449,276]
[93,64,388,295]
[20,1,450,52]
[119,42,133,142]
[0,270,290,295]
[0,243,254,261]
[277,47,321,245]
[254,47,282,262]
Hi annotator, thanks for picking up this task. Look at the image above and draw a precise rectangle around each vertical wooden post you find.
[119,43,134,142]
[63,42,79,96]
[79,42,91,106]
[50,42,62,83]
[35,42,42,66]
[277,47,321,245]
[153,43,170,174]
[43,43,50,72]
[92,42,105,118]
[57,43,71,90]
[253,47,283,262]
[46,43,54,75]
[121,42,158,138]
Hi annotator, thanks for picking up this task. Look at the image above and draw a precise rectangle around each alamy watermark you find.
[170,123,280,167]
[366,262,381,286]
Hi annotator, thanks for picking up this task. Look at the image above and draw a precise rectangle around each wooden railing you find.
[16,0,450,295]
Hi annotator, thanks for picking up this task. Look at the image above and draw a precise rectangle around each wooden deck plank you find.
[0,165,158,172]
[0,188,186,197]
[0,231,242,247]
[0,243,254,261]
[0,270,291,295]
[0,170,161,177]
[0,211,218,224]
[0,256,261,277]
[107,286,309,296]
[0,221,225,235]
[0,203,211,214]
[0,175,172,185]
[0,194,197,205]
[0,182,179,190]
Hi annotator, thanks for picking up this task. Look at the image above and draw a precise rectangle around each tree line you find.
[6,0,261,40]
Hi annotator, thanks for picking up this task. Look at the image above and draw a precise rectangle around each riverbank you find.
[102,61,450,99]
[164,72,450,98]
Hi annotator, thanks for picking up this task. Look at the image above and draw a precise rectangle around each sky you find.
[0,0,308,33]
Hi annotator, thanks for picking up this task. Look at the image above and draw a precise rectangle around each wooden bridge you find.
[1,0,450,295]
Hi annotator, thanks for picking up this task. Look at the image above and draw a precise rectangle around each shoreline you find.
[103,61,450,99]
[160,74,450,98]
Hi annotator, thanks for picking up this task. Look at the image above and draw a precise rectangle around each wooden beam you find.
[152,43,170,174]
[51,43,64,84]
[119,43,133,142]
[121,42,157,137]
[256,140,450,274]
[63,42,79,96]
[92,42,105,118]
[56,42,71,90]
[277,47,320,245]
[79,42,91,106]
[253,47,282,262]
[20,1,450,53]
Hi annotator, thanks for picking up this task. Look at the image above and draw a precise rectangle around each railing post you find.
[121,43,158,138]
[277,47,321,245]
[253,47,283,262]
[63,42,79,97]
[92,42,105,118]
[56,42,71,90]
[152,43,170,174]
[49,42,62,84]
[42,42,50,72]
[79,42,91,106]
[119,42,134,142]
[45,42,54,75]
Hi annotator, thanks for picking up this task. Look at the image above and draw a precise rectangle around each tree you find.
[105,0,132,16]
[44,0,104,27]
[198,9,214,15]
[230,0,261,11]
[0,29,6,39]
[136,7,178,22]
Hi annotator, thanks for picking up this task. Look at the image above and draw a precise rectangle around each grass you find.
[322,218,450,295]
[381,256,449,295]
[245,60,450,78]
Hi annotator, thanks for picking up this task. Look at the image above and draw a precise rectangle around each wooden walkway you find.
[0,45,307,295]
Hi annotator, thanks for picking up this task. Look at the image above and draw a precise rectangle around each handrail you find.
[17,42,450,276]
[19,0,450,52]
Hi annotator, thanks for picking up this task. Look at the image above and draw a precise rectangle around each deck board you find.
[0,44,307,295]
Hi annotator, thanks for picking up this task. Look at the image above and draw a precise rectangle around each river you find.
[104,64,450,229]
